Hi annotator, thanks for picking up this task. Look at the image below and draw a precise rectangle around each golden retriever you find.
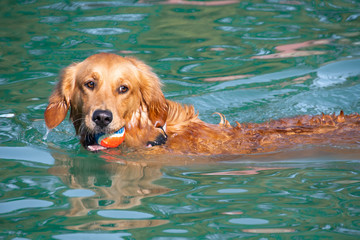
[44,53,360,154]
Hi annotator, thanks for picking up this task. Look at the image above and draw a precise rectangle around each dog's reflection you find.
[48,151,170,230]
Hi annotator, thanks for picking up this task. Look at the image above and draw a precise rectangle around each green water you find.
[1,0,360,239]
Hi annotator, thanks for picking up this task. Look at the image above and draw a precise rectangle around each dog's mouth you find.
[83,133,104,151]
[81,109,126,151]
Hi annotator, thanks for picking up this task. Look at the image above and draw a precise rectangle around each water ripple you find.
[246,3,298,12]
[39,1,149,11]
[74,14,147,22]
[0,146,54,165]
[63,189,96,198]
[0,198,53,214]
[216,26,252,32]
[2,0,360,238]
[53,233,131,240]
[40,16,68,23]
[229,218,269,225]
[77,28,130,35]
[242,35,300,41]
[97,210,154,219]
[313,58,360,88]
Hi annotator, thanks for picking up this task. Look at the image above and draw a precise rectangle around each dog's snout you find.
[92,110,113,128]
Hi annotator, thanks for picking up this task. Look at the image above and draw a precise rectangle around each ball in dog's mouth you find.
[87,127,125,151]
[95,127,126,148]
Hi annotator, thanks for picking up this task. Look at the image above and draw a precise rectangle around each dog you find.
[44,53,360,155]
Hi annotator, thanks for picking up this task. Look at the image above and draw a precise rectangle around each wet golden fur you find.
[45,53,360,155]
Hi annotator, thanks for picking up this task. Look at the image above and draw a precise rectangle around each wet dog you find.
[45,53,360,154]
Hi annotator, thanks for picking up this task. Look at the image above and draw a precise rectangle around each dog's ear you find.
[44,63,77,129]
[127,57,168,128]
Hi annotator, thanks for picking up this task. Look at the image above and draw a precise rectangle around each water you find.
[1,0,360,239]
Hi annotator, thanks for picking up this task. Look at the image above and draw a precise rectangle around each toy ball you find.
[95,127,125,148]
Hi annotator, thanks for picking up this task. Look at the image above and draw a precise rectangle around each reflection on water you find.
[251,39,330,59]
[1,146,360,238]
[1,0,360,238]
[47,150,170,230]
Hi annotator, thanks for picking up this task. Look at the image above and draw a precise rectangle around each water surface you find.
[1,0,360,239]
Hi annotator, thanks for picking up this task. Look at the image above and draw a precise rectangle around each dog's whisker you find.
[72,117,85,124]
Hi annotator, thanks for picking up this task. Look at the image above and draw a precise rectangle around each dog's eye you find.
[118,85,129,94]
[85,81,96,90]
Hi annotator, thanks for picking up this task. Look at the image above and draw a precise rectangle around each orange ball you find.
[95,127,125,148]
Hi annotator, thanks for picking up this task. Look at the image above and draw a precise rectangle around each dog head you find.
[44,53,168,146]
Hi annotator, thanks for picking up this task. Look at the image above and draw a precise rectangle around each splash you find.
[43,128,51,141]
[313,58,360,88]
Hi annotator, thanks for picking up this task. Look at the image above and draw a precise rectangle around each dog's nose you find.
[92,110,113,128]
